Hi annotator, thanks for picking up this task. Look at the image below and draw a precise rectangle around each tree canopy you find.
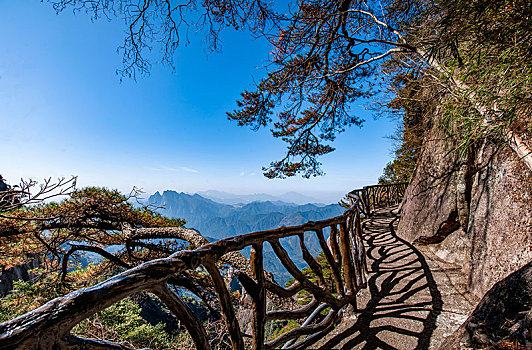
[45,0,532,177]
[0,185,183,278]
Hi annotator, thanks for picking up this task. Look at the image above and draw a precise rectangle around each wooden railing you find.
[349,183,407,214]
[0,183,407,350]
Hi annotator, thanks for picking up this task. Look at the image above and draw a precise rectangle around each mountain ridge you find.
[147,190,344,283]
[147,190,343,239]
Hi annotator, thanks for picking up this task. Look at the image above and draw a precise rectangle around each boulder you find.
[443,261,532,349]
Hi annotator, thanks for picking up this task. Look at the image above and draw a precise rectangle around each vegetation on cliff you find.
[0,186,183,273]
[378,73,432,184]
[379,0,531,183]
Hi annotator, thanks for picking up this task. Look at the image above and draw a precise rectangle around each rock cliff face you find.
[398,115,532,297]
[0,261,39,297]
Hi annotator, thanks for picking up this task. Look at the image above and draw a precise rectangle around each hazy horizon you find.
[149,188,347,205]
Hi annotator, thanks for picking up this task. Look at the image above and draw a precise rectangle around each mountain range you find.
[147,191,343,240]
[196,190,325,205]
[147,190,345,283]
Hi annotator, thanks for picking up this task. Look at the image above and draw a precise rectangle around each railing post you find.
[151,284,212,350]
[316,227,343,297]
[204,261,245,350]
[362,187,370,215]
[339,217,356,297]
[251,243,266,350]
[371,188,375,212]
[354,207,368,285]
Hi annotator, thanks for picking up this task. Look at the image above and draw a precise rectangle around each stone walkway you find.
[315,207,479,350]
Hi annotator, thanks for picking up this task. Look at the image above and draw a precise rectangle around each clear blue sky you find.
[0,1,398,203]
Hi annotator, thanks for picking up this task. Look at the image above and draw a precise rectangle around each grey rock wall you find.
[0,261,39,297]
[467,142,532,296]
[398,118,532,297]
[398,111,469,247]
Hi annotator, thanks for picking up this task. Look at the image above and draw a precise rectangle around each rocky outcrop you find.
[443,261,532,349]
[398,114,532,298]
[0,261,39,297]
[398,114,466,244]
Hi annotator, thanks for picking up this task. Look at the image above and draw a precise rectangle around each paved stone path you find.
[315,207,479,350]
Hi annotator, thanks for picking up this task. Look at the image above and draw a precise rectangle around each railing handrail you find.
[363,182,408,189]
[0,182,408,350]
[348,182,407,215]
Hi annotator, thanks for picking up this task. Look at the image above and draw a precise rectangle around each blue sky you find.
[0,1,398,203]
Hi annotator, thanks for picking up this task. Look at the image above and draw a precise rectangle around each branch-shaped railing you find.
[349,183,407,214]
[0,183,407,350]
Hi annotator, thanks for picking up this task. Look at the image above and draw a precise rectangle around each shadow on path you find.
[318,208,443,350]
